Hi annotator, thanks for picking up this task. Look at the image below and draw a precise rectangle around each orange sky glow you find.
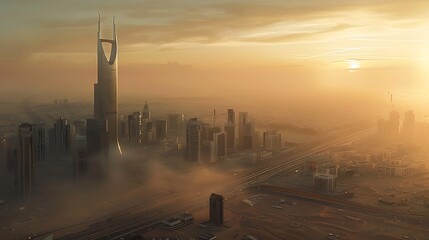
[1,0,429,103]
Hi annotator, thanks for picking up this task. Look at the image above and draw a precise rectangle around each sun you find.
[348,60,360,72]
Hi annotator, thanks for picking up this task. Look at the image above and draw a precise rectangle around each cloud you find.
[240,23,354,43]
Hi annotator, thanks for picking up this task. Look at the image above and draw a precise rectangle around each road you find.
[36,126,375,240]
[254,184,429,229]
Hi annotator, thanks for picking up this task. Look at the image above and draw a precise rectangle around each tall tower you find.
[94,14,122,155]
[209,193,224,226]
[238,112,249,147]
[128,111,142,144]
[17,123,35,198]
[186,118,202,162]
[224,109,236,153]
[143,101,151,120]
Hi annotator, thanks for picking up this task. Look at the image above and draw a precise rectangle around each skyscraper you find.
[128,111,142,144]
[168,113,185,136]
[243,121,254,149]
[238,112,249,147]
[186,118,202,162]
[86,119,109,177]
[209,193,224,226]
[52,118,71,159]
[212,132,227,162]
[32,124,46,162]
[143,101,151,120]
[142,119,153,144]
[17,123,35,198]
[155,119,168,141]
[94,15,121,155]
[227,109,235,124]
[72,135,87,179]
[224,109,236,153]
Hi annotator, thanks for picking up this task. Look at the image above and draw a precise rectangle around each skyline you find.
[1,2,429,239]
[2,0,429,100]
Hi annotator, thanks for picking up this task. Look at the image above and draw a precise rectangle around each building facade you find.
[94,15,121,155]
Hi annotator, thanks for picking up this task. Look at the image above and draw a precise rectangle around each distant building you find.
[17,123,35,198]
[263,131,282,152]
[243,121,254,149]
[211,132,227,162]
[32,124,46,162]
[201,125,227,162]
[142,101,151,120]
[402,110,415,137]
[168,113,185,136]
[377,111,401,137]
[224,109,236,153]
[155,119,168,141]
[128,111,142,145]
[72,135,88,178]
[86,119,109,176]
[186,118,202,162]
[314,174,336,193]
[142,119,153,144]
[209,193,224,226]
[51,118,71,159]
[376,159,417,177]
[238,112,249,147]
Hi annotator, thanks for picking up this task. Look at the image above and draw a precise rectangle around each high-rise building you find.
[238,112,249,147]
[209,193,224,226]
[402,110,415,137]
[227,109,235,124]
[168,113,185,136]
[186,118,202,162]
[94,15,122,155]
[86,119,109,177]
[243,122,254,149]
[263,131,282,152]
[128,111,142,144]
[142,119,153,144]
[211,132,227,162]
[224,109,236,153]
[143,101,151,120]
[32,124,46,162]
[17,123,35,198]
[52,118,71,159]
[155,119,168,141]
[72,135,87,178]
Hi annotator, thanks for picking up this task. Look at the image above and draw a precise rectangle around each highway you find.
[254,184,429,229]
[38,126,375,240]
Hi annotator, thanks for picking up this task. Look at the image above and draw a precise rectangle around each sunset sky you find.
[2,0,429,100]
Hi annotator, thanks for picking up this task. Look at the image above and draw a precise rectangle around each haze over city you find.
[1,1,429,240]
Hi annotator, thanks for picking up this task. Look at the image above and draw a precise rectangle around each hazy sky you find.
[2,0,429,100]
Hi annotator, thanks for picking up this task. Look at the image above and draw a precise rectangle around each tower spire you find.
[113,16,116,38]
[97,12,101,33]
